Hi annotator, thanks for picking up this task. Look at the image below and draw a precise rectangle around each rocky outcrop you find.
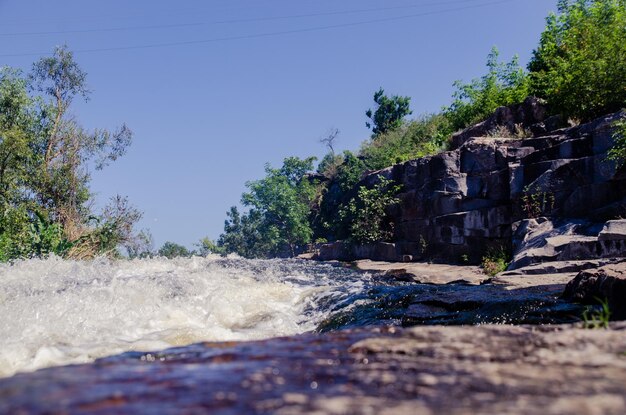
[2,324,626,414]
[562,261,626,319]
[320,106,626,266]
[450,96,553,149]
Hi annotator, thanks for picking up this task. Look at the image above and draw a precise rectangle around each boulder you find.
[562,261,626,319]
[598,220,626,241]
[317,241,399,262]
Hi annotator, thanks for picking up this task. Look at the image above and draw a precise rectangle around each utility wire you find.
[0,0,497,37]
[0,0,515,58]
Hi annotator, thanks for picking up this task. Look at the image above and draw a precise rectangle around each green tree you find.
[242,157,317,257]
[366,88,412,137]
[157,241,192,259]
[217,206,267,258]
[0,47,139,261]
[29,46,133,240]
[444,47,529,131]
[529,0,626,121]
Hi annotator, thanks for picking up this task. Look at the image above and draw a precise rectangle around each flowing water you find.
[0,256,582,379]
[0,256,378,378]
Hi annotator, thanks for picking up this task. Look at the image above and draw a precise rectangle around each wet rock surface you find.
[352,259,487,285]
[1,324,625,414]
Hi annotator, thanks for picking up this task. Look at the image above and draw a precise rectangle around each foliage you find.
[217,157,317,258]
[196,237,224,256]
[582,297,611,329]
[317,152,343,179]
[0,208,70,261]
[521,187,555,218]
[360,113,451,170]
[312,151,368,241]
[0,47,139,261]
[339,176,401,244]
[157,241,192,259]
[529,0,626,121]
[481,246,509,276]
[444,47,530,132]
[608,116,626,165]
[217,206,267,258]
[366,88,412,137]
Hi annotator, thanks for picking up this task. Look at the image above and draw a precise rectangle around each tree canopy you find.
[0,46,140,260]
[528,0,626,120]
[366,88,412,137]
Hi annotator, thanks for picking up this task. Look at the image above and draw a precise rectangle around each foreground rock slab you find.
[1,325,625,414]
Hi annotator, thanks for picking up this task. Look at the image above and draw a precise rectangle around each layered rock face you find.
[322,101,626,265]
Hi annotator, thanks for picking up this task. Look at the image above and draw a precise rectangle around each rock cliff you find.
[320,99,626,267]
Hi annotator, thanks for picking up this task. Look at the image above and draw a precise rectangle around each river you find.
[0,255,581,379]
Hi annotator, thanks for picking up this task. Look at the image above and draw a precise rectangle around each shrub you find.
[529,0,626,121]
[360,113,451,170]
[608,115,626,166]
[444,47,530,132]
[481,246,510,276]
[340,176,401,244]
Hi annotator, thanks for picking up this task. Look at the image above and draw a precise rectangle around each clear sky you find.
[0,0,556,250]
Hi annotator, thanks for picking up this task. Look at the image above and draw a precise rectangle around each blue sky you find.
[0,0,556,249]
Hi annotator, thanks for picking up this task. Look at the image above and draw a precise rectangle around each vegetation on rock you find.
[529,0,626,121]
[444,47,530,132]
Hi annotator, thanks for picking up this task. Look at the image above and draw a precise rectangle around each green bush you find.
[0,208,70,261]
[360,114,451,170]
[529,0,626,121]
[481,246,510,276]
[339,176,401,244]
[608,116,626,165]
[444,47,530,132]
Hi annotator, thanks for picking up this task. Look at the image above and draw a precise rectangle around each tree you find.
[241,157,317,257]
[157,241,191,259]
[444,47,529,131]
[366,88,412,137]
[217,206,267,258]
[0,47,139,261]
[30,45,133,240]
[528,0,626,121]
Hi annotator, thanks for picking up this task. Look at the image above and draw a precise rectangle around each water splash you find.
[0,255,368,378]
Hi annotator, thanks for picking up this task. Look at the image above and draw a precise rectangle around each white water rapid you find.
[0,255,369,378]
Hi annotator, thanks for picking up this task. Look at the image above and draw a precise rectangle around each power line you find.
[0,0,516,58]
[0,0,496,37]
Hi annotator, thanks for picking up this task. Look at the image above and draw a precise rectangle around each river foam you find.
[0,255,368,378]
